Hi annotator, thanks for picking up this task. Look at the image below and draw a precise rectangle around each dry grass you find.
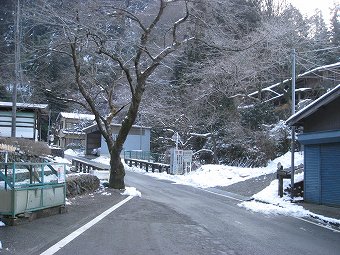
[0,137,51,156]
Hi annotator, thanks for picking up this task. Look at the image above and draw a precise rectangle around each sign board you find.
[170,149,193,175]
[57,165,66,183]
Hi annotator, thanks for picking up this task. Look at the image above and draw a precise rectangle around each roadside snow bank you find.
[125,151,303,189]
[239,173,340,226]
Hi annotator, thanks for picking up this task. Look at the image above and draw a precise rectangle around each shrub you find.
[66,174,100,197]
[240,102,277,130]
[0,137,51,161]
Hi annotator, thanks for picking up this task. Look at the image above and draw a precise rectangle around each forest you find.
[0,0,339,170]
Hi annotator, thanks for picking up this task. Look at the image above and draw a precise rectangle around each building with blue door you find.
[286,85,340,206]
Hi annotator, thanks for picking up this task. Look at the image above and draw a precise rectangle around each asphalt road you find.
[1,171,340,255]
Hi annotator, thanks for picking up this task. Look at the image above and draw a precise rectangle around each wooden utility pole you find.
[12,0,20,137]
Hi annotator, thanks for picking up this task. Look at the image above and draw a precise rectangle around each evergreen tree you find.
[329,4,340,62]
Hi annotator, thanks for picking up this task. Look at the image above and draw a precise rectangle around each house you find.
[83,123,151,156]
[286,84,340,206]
[0,102,48,141]
[55,112,95,149]
[247,62,340,106]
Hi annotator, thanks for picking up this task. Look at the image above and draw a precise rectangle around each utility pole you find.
[47,109,52,145]
[139,113,142,150]
[12,0,20,137]
[291,49,296,199]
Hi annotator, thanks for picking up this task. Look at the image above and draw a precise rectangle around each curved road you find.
[2,171,339,255]
[53,171,340,255]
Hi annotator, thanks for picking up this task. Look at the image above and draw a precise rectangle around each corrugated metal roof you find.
[0,101,48,109]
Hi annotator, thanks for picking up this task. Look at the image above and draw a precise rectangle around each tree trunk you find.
[108,148,125,189]
[211,134,219,164]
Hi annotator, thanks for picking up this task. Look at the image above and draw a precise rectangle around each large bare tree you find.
[27,0,193,189]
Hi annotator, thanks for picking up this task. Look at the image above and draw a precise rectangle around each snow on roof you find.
[286,84,340,126]
[295,88,312,92]
[298,61,340,77]
[82,123,151,133]
[262,87,281,96]
[59,112,95,120]
[248,62,340,98]
[0,101,48,109]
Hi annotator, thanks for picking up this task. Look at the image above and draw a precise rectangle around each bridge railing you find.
[123,151,167,163]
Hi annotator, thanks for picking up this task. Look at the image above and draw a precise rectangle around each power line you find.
[296,60,340,83]
[298,45,340,54]
[296,55,340,76]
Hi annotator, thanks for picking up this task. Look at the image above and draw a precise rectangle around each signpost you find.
[170,148,193,175]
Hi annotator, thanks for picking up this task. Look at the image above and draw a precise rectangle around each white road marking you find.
[40,196,134,255]
[200,187,340,233]
[293,216,340,233]
[199,187,244,202]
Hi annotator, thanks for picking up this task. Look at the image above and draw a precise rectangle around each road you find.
[2,171,340,255]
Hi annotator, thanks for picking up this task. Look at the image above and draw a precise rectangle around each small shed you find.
[0,102,48,140]
[286,84,340,206]
[83,123,151,156]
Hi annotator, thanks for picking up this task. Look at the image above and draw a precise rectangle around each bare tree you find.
[27,0,193,189]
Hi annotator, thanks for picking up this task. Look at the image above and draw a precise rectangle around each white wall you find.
[100,128,151,155]
[0,111,36,139]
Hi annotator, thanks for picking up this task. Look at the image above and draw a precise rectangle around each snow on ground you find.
[53,156,71,165]
[89,151,340,224]
[64,149,78,156]
[126,151,304,189]
[0,221,4,250]
[240,174,340,226]
[92,156,110,165]
[121,187,142,197]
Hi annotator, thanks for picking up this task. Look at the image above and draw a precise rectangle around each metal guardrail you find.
[72,158,109,173]
[124,158,170,174]
[123,151,170,174]
[124,151,166,163]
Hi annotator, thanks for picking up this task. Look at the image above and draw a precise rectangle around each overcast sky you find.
[288,0,339,22]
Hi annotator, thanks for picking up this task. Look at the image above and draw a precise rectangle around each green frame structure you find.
[0,162,66,218]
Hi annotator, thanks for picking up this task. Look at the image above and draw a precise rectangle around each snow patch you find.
[64,149,78,156]
[121,187,141,197]
[65,198,72,205]
[91,156,110,165]
[54,156,71,164]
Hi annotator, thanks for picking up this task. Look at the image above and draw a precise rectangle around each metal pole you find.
[291,49,296,199]
[139,113,142,150]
